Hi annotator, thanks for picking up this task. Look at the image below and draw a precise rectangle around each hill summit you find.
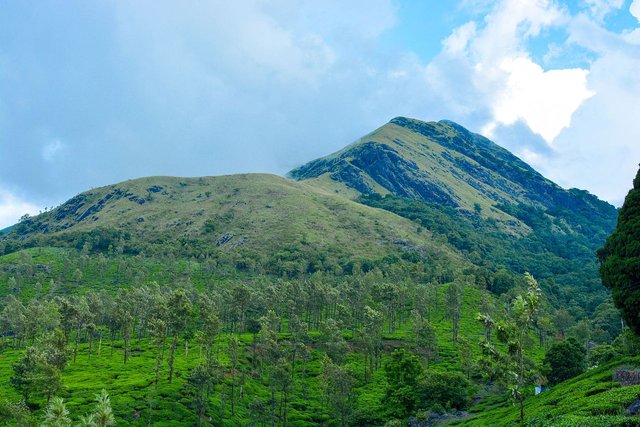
[290,117,615,233]
[2,117,618,303]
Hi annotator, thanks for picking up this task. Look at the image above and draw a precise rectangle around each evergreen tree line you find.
[1,270,635,425]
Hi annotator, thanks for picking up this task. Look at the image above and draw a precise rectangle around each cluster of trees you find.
[358,193,614,316]
[1,389,115,426]
[599,165,640,336]
[0,265,632,425]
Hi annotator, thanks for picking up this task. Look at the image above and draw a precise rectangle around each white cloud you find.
[420,0,640,204]
[632,0,640,21]
[443,22,477,54]
[42,138,64,162]
[430,0,592,143]
[0,0,637,211]
[489,57,594,142]
[0,189,41,229]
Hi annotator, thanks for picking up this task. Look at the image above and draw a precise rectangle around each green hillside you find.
[457,356,640,426]
[0,118,630,426]
[290,117,616,236]
[2,173,463,279]
[291,117,618,314]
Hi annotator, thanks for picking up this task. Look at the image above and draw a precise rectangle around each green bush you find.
[589,345,620,367]
[544,338,586,385]
[417,370,472,411]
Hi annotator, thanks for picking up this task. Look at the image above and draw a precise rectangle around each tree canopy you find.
[599,165,640,335]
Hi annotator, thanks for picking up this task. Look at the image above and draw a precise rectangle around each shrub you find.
[544,338,586,385]
[417,370,472,411]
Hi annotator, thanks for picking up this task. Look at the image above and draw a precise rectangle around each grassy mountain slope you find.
[2,173,462,275]
[0,117,629,426]
[290,117,616,238]
[290,117,618,312]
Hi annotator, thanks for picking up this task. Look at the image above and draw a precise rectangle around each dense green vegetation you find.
[0,243,632,426]
[599,165,640,335]
[357,193,611,315]
[0,117,634,425]
[0,245,511,425]
[456,356,640,426]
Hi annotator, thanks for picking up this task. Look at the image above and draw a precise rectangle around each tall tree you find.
[271,358,293,427]
[412,310,438,367]
[358,306,383,382]
[445,280,464,343]
[287,314,308,380]
[93,389,116,427]
[382,348,423,419]
[320,355,354,427]
[478,272,541,424]
[544,338,586,385]
[42,397,71,427]
[167,288,192,383]
[227,335,241,416]
[319,319,348,365]
[598,165,640,335]
[187,365,212,427]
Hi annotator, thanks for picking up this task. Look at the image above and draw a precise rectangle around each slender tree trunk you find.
[168,334,178,383]
[271,387,276,427]
[291,348,297,379]
[519,396,524,424]
[231,376,235,415]
[282,390,287,427]
[73,324,80,363]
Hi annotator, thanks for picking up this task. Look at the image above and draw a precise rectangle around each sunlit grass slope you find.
[457,357,640,427]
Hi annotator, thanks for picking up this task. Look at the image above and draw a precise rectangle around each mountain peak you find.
[289,117,616,227]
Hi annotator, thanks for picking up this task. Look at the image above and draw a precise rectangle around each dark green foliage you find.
[588,345,620,367]
[544,338,586,385]
[477,274,542,423]
[599,165,640,336]
[321,356,354,427]
[186,364,211,427]
[417,370,472,411]
[383,348,423,418]
[10,346,62,403]
[460,356,640,426]
[0,398,35,426]
[359,193,612,315]
[0,118,624,426]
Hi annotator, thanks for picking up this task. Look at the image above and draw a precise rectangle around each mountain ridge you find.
[1,117,618,303]
[289,116,616,234]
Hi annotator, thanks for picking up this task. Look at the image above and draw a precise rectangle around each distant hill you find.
[0,116,627,426]
[1,117,618,308]
[290,117,616,236]
[1,173,464,278]
[290,117,619,309]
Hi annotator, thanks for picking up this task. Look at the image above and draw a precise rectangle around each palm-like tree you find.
[76,414,96,427]
[93,389,115,427]
[42,396,71,427]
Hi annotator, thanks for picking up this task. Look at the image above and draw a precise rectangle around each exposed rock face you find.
[52,188,146,229]
[289,116,617,236]
[627,400,640,415]
[291,141,458,206]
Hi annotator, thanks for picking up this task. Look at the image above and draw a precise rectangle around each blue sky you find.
[1,0,640,227]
